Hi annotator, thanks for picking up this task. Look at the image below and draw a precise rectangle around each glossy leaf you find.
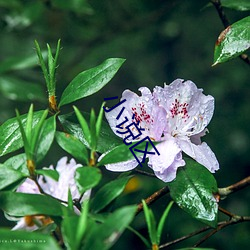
[56,131,89,164]
[59,113,122,153]
[142,200,157,245]
[221,0,250,11]
[0,228,60,250]
[91,176,132,213]
[168,159,218,227]
[73,106,91,146]
[0,192,65,216]
[97,140,157,166]
[4,153,28,175]
[75,167,102,194]
[83,205,137,250]
[36,116,56,162]
[59,58,125,106]
[0,164,27,190]
[62,215,80,250]
[213,16,250,65]
[36,169,59,181]
[0,76,46,102]
[157,201,174,244]
[0,111,44,157]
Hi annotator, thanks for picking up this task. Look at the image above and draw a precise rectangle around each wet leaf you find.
[0,164,27,190]
[168,159,218,227]
[59,112,122,153]
[59,58,125,106]
[56,131,89,165]
[0,192,65,216]
[0,111,44,157]
[213,16,250,65]
[36,116,56,162]
[221,0,250,11]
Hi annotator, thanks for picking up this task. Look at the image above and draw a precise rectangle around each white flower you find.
[12,157,90,231]
[102,79,219,182]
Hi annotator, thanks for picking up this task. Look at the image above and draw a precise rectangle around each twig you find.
[218,206,235,218]
[134,169,156,178]
[193,216,250,247]
[159,224,211,249]
[136,186,169,215]
[211,0,250,66]
[218,176,250,198]
[159,216,250,249]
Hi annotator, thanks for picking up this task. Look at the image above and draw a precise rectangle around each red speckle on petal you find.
[132,102,153,124]
[170,99,190,121]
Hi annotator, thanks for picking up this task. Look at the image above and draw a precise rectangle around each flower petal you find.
[148,138,185,182]
[16,178,40,194]
[178,139,219,173]
[105,158,140,172]
[12,218,38,231]
[105,88,167,141]
[154,79,214,136]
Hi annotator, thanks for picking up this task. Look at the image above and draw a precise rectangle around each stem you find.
[136,186,169,215]
[134,169,156,178]
[218,176,250,198]
[193,216,250,247]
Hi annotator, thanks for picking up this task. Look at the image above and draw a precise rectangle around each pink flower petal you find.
[148,138,185,182]
[178,139,219,173]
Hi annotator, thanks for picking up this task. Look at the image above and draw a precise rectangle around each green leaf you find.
[73,106,91,147]
[36,169,59,181]
[36,116,56,162]
[0,76,46,102]
[0,111,44,157]
[176,248,216,250]
[89,108,97,150]
[157,201,174,244]
[0,164,27,190]
[221,0,250,11]
[75,167,102,194]
[83,205,137,250]
[213,16,250,65]
[91,176,132,213]
[59,112,122,153]
[4,153,28,175]
[56,131,89,165]
[0,228,60,250]
[168,159,218,227]
[0,51,47,74]
[142,200,157,245]
[97,140,158,166]
[96,102,105,140]
[0,192,65,216]
[62,201,89,250]
[59,58,125,107]
[62,215,80,250]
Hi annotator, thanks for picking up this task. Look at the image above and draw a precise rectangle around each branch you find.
[218,176,250,198]
[159,216,250,249]
[134,169,156,178]
[193,216,250,247]
[211,0,250,66]
[136,186,169,215]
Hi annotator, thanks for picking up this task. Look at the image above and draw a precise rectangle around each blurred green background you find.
[0,0,249,249]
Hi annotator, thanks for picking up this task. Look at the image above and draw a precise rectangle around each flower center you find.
[131,102,153,124]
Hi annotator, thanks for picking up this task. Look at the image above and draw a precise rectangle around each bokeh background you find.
[0,0,249,249]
